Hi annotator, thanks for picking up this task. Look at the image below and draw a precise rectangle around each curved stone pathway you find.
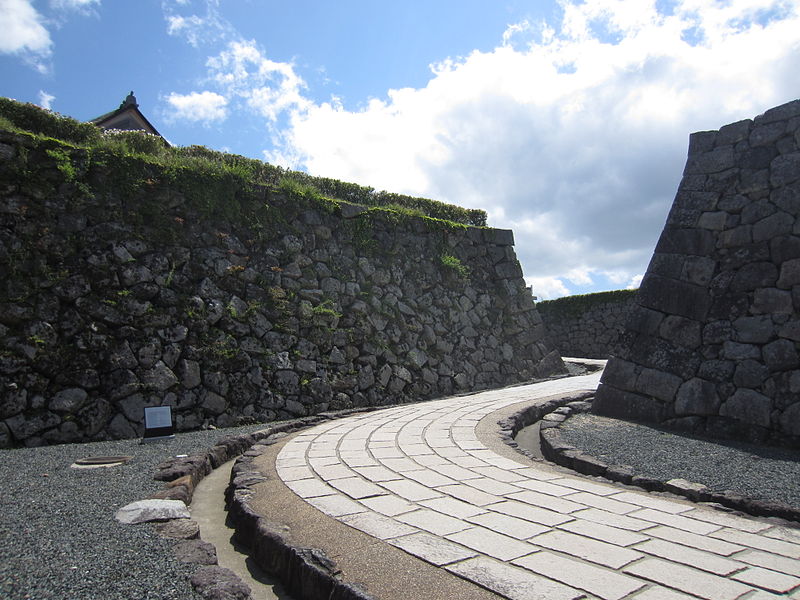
[276,373,800,600]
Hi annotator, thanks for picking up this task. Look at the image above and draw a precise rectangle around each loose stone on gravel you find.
[115,499,191,524]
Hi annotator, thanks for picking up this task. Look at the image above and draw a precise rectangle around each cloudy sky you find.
[2,0,799,298]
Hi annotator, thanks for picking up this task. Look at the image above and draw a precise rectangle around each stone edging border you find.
[497,395,800,525]
[147,409,378,600]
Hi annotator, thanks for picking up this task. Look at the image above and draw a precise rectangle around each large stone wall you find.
[537,290,637,359]
[0,131,563,447]
[594,99,800,447]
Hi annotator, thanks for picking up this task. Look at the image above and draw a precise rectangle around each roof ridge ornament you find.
[120,91,138,108]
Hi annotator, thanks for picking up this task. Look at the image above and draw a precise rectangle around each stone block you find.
[637,275,710,321]
[733,360,769,388]
[655,228,715,256]
[762,338,799,371]
[659,315,702,349]
[719,389,772,427]
[600,358,639,391]
[752,288,793,314]
[593,385,665,422]
[732,315,774,343]
[730,262,778,291]
[634,367,682,402]
[770,152,800,187]
[675,377,720,416]
[686,146,735,174]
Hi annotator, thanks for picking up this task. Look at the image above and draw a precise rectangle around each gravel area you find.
[558,413,800,510]
[0,424,271,600]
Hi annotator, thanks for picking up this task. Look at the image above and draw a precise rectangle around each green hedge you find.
[536,289,638,319]
[0,97,487,227]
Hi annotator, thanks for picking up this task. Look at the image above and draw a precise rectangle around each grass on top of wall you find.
[536,289,638,319]
[0,97,487,227]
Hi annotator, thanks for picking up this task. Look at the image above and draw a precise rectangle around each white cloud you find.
[163,0,233,47]
[206,40,311,122]
[0,0,52,61]
[164,91,228,124]
[526,276,570,301]
[268,0,800,299]
[37,90,55,109]
[50,0,100,13]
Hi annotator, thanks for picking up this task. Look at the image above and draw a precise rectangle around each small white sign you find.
[144,406,173,429]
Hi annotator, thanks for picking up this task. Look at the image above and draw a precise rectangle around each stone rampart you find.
[594,99,800,447]
[0,130,563,447]
[537,290,637,359]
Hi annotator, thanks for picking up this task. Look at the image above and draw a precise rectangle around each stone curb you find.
[526,399,800,524]
[146,410,380,600]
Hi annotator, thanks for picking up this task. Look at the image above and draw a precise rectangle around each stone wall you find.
[594,98,800,447]
[537,290,637,359]
[0,131,563,447]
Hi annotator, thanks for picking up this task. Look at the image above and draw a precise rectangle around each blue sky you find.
[2,0,800,299]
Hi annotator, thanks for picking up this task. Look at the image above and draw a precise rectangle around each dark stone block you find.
[675,377,720,416]
[593,385,666,423]
[626,306,664,335]
[688,131,717,155]
[730,262,778,291]
[655,228,715,256]
[637,274,711,321]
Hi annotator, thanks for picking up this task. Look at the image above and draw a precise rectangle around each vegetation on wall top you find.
[0,97,487,227]
[536,289,638,318]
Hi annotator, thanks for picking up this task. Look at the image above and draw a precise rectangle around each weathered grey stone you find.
[770,152,800,187]
[777,258,800,289]
[720,389,772,427]
[733,360,769,388]
[49,388,87,413]
[178,359,202,389]
[142,361,179,392]
[762,339,799,371]
[732,316,774,343]
[752,288,793,314]
[779,402,800,436]
[675,378,720,416]
[202,391,227,415]
[659,315,702,349]
[153,518,201,540]
[115,499,190,524]
[635,368,682,402]
[190,566,251,600]
[174,539,218,565]
[5,411,60,440]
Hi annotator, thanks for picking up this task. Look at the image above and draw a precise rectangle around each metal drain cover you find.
[71,455,133,469]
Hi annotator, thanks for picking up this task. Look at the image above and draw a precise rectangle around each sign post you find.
[142,405,175,443]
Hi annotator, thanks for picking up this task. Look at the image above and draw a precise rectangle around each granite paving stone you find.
[734,549,800,576]
[633,538,745,575]
[627,508,724,534]
[396,508,472,536]
[445,556,585,600]
[530,530,643,569]
[731,566,800,593]
[273,371,800,599]
[445,527,536,561]
[645,525,745,556]
[558,518,650,547]
[419,496,487,519]
[624,558,757,600]
[389,532,477,566]
[466,512,550,540]
[711,528,800,558]
[513,551,646,600]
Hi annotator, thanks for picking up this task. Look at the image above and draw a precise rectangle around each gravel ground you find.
[0,424,270,600]
[558,413,800,509]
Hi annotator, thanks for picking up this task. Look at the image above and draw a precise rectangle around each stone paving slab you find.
[275,373,800,598]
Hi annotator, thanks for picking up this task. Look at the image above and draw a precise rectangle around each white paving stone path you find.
[276,373,800,600]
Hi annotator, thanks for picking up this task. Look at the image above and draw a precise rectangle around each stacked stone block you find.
[594,99,800,447]
[538,290,637,359]
[0,131,563,447]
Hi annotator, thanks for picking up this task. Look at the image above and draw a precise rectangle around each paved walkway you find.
[275,373,800,600]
